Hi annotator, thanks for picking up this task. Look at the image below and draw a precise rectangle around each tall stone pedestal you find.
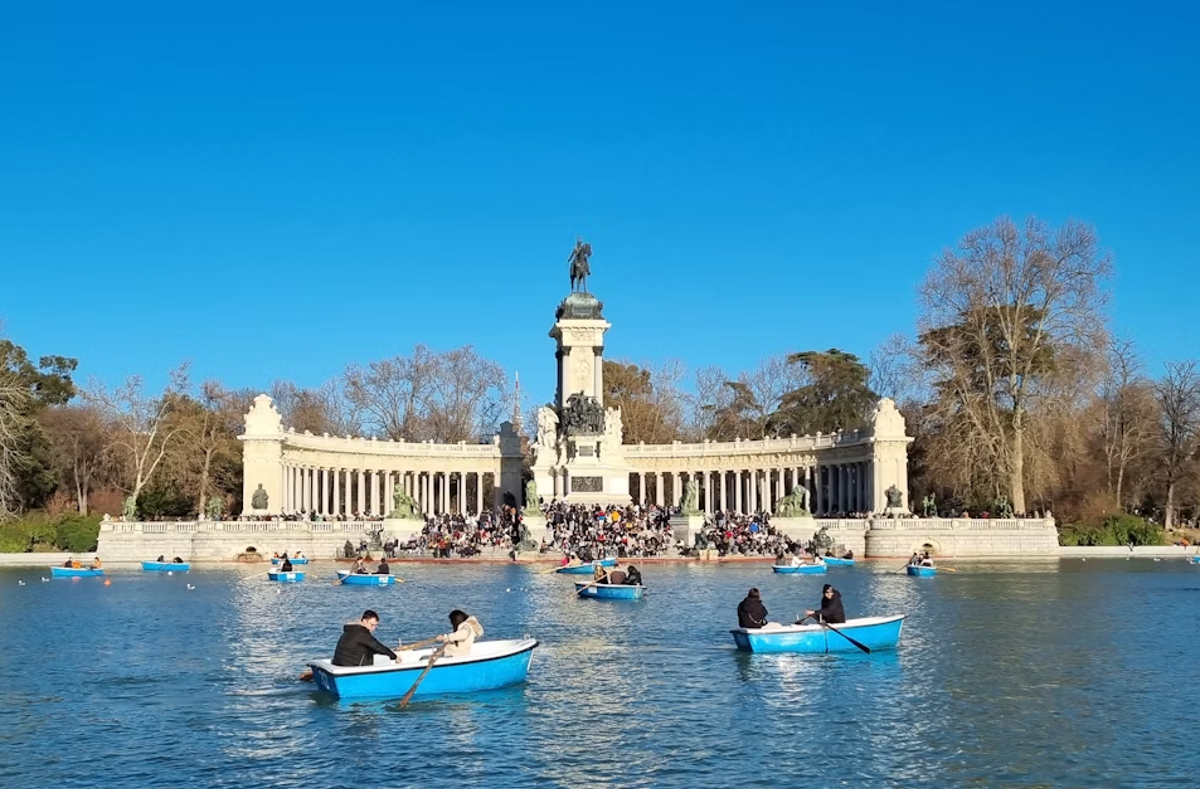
[669,514,705,550]
[771,516,819,541]
[382,518,424,544]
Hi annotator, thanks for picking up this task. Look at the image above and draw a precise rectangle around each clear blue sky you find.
[1,1,1196,404]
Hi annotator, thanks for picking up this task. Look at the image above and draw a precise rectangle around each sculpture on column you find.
[567,237,593,293]
[205,496,223,520]
[388,486,421,520]
[885,485,905,511]
[774,486,810,517]
[522,479,542,516]
[679,479,701,516]
[251,484,269,510]
[561,393,605,435]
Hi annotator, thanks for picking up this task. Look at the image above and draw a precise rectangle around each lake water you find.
[0,559,1197,788]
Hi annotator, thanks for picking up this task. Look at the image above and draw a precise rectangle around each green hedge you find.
[0,513,102,553]
[1059,514,1165,547]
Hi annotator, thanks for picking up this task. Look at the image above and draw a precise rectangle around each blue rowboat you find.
[141,561,191,572]
[823,557,855,566]
[555,558,618,575]
[906,565,937,577]
[271,557,309,565]
[268,571,305,582]
[1189,556,1200,565]
[336,571,396,586]
[50,566,105,578]
[573,582,645,600]
[771,563,827,575]
[731,615,905,654]
[308,638,538,700]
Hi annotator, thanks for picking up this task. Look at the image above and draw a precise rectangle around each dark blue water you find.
[0,559,1197,788]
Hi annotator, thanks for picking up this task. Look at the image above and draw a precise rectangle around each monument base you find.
[669,514,705,550]
[770,516,818,541]
[382,518,424,544]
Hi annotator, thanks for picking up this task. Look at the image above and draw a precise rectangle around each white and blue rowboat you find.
[573,582,645,600]
[731,615,906,654]
[336,571,396,586]
[50,566,105,578]
[308,638,538,700]
[771,563,828,575]
[268,571,305,582]
[141,561,191,572]
[906,565,937,577]
[1189,556,1200,565]
[823,557,855,566]
[555,558,618,575]
[271,557,309,565]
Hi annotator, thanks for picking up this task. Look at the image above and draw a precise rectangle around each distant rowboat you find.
[308,638,538,700]
[555,558,618,575]
[1189,556,1200,565]
[906,565,937,577]
[823,557,855,566]
[771,563,828,575]
[142,561,190,572]
[271,557,309,565]
[731,615,905,653]
[268,571,305,582]
[336,571,395,586]
[50,566,105,578]
[573,582,645,600]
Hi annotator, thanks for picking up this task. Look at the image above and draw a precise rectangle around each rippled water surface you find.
[1,559,1198,788]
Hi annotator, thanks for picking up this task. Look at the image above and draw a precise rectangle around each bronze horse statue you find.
[568,238,592,292]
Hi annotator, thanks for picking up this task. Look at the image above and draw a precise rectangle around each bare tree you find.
[1099,341,1156,509]
[86,365,189,505]
[688,365,733,440]
[269,379,361,437]
[40,404,113,514]
[173,382,253,513]
[0,372,32,520]
[1154,360,1200,529]
[869,333,919,404]
[918,216,1111,514]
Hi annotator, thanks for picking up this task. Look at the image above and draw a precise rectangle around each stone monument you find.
[769,485,817,542]
[383,486,424,544]
[669,479,705,550]
[531,239,632,506]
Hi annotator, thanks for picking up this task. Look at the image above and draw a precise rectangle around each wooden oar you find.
[572,577,605,598]
[539,564,568,574]
[240,571,273,582]
[399,644,447,708]
[397,636,441,652]
[798,615,871,654]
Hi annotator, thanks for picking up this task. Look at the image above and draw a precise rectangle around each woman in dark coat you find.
[737,588,768,629]
[803,584,846,624]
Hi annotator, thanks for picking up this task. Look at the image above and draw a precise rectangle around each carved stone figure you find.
[251,484,269,510]
[561,393,605,435]
[536,406,560,448]
[994,494,1014,518]
[389,487,421,520]
[885,485,904,509]
[568,237,593,293]
[775,486,810,517]
[205,496,223,520]
[812,526,834,554]
[122,495,137,520]
[604,406,623,444]
[922,493,936,517]
[523,480,541,515]
[679,479,700,515]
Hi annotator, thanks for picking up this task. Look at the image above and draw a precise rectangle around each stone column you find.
[331,468,340,516]
[734,470,743,514]
[442,472,450,514]
[476,472,483,515]
[458,472,466,515]
[747,470,756,513]
[638,473,646,505]
[704,470,712,514]
[655,473,663,507]
[675,472,684,508]
[594,346,604,406]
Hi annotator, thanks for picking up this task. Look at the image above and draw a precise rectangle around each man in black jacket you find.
[332,610,398,666]
[802,584,846,624]
[737,588,768,629]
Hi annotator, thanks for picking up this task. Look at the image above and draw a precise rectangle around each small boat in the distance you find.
[906,565,937,577]
[731,615,905,653]
[268,571,305,582]
[336,571,396,586]
[823,557,855,566]
[307,638,538,700]
[555,558,618,575]
[771,563,828,575]
[142,561,190,572]
[271,557,309,565]
[573,582,645,600]
[50,566,105,578]
[1189,556,1200,565]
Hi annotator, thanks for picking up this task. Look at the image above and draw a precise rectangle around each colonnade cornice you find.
[279,452,500,472]
[625,451,871,470]
[622,431,875,458]
[259,431,513,458]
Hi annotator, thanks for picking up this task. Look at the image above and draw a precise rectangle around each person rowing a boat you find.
[437,609,484,657]
[737,588,769,629]
[90,556,103,570]
[375,558,390,575]
[332,609,399,666]
[280,557,294,572]
[800,584,846,625]
[353,558,369,575]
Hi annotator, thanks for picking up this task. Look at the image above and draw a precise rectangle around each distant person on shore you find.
[737,588,768,629]
[437,609,484,657]
[375,558,390,575]
[801,584,846,624]
[332,610,398,667]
